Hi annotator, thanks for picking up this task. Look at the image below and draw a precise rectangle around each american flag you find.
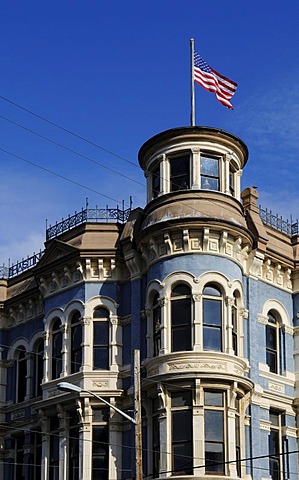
[193,52,237,109]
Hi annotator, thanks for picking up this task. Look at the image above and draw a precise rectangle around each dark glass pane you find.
[171,298,191,325]
[71,311,81,324]
[94,347,109,369]
[172,410,192,442]
[93,408,109,422]
[268,312,277,324]
[203,326,222,351]
[72,324,82,349]
[171,391,192,407]
[266,350,277,373]
[173,442,193,474]
[266,325,277,349]
[94,322,109,344]
[270,411,279,426]
[205,411,224,442]
[203,299,221,325]
[53,332,62,355]
[205,442,224,474]
[269,458,280,480]
[52,318,61,331]
[93,308,109,319]
[93,426,108,454]
[204,391,223,407]
[170,156,190,191]
[152,165,160,198]
[172,326,191,352]
[269,430,280,455]
[171,285,191,297]
[93,457,108,480]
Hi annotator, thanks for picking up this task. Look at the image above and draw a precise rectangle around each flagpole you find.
[190,38,195,126]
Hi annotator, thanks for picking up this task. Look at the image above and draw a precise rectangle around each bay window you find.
[171,391,193,475]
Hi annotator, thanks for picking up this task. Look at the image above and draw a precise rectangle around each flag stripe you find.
[193,51,237,109]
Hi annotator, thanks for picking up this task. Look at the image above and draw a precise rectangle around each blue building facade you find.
[0,126,298,480]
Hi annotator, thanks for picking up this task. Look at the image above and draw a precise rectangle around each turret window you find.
[200,155,220,191]
[152,164,161,198]
[170,155,190,191]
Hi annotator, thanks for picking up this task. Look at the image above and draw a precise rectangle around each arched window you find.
[232,292,238,356]
[16,346,27,403]
[203,284,223,352]
[152,293,161,357]
[93,308,109,370]
[34,339,44,397]
[70,311,82,374]
[266,311,280,374]
[51,318,62,380]
[171,284,192,352]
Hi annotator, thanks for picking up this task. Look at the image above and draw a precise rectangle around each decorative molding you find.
[268,381,285,394]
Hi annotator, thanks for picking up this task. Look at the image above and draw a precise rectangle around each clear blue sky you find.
[1,1,299,264]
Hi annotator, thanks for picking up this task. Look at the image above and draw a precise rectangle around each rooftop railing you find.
[46,204,131,241]
[0,201,132,279]
[259,206,299,236]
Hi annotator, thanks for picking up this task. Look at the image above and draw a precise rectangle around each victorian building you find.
[0,126,299,480]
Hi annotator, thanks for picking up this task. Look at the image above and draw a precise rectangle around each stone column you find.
[82,316,92,372]
[193,380,205,477]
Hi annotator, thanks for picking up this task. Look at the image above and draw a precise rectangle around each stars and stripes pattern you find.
[193,52,237,109]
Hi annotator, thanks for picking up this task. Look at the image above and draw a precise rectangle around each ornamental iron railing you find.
[259,206,299,236]
[46,205,131,241]
[0,201,132,279]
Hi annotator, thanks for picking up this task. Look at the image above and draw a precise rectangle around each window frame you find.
[51,318,63,380]
[16,346,27,403]
[200,154,220,191]
[92,407,109,480]
[269,410,285,480]
[171,391,193,475]
[70,311,82,374]
[169,154,191,192]
[170,284,192,352]
[266,311,281,374]
[93,307,110,370]
[202,284,223,352]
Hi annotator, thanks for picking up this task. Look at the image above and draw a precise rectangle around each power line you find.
[0,114,145,188]
[0,147,130,207]
[0,94,139,168]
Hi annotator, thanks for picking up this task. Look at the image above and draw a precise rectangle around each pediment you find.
[36,240,78,269]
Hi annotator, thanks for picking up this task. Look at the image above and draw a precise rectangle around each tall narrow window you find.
[49,417,60,480]
[229,167,235,195]
[152,398,160,478]
[269,410,284,480]
[93,308,109,370]
[266,311,280,374]
[170,155,190,192]
[16,346,27,402]
[201,155,220,191]
[232,294,238,356]
[204,390,225,475]
[152,293,161,357]
[171,391,193,475]
[30,430,42,480]
[34,339,44,397]
[15,434,25,480]
[203,285,223,352]
[92,408,109,480]
[235,396,241,477]
[171,284,192,352]
[68,411,80,480]
[70,311,82,373]
[152,164,161,198]
[51,319,62,380]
